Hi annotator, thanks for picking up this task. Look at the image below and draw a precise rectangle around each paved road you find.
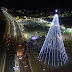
[0,10,15,72]
[4,12,15,72]
[2,10,32,72]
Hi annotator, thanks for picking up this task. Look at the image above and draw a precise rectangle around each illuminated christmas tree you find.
[38,10,68,66]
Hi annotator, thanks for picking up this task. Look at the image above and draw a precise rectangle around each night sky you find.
[0,0,72,11]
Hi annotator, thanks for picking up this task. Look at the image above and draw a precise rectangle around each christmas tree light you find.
[38,10,68,66]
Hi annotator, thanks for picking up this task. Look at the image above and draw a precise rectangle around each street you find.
[2,9,32,72]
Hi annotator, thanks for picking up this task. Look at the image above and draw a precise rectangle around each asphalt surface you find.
[3,11,32,72]
[4,14,15,72]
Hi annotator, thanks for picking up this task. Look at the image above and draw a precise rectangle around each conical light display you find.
[38,11,68,66]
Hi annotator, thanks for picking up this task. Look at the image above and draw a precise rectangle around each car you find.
[18,56,22,59]
[24,61,28,68]
[7,43,9,47]
[19,44,22,47]
[24,54,28,60]
[7,35,11,40]
[6,40,11,47]
[7,48,9,50]
[6,35,11,45]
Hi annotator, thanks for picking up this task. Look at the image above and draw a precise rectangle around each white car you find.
[18,56,22,59]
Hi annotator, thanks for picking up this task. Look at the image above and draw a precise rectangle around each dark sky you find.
[0,0,72,11]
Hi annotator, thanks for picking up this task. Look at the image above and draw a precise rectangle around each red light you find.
[40,13,43,15]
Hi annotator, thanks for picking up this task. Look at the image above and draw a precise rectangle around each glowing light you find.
[19,44,21,47]
[19,57,22,59]
[55,9,58,13]
[24,65,28,68]
[31,36,38,40]
[38,12,68,66]
[14,30,16,36]
[13,66,18,70]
